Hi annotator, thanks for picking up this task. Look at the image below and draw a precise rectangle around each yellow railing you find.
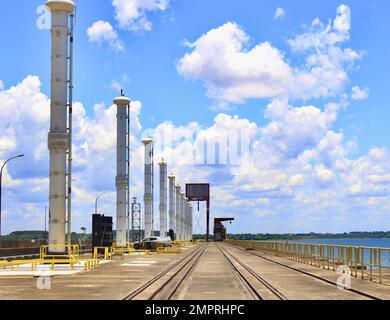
[93,247,112,260]
[40,244,80,260]
[0,258,100,271]
[226,240,390,286]
[111,247,151,258]
[157,246,182,254]
[173,241,193,247]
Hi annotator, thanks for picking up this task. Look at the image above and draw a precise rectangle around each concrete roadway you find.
[0,242,389,300]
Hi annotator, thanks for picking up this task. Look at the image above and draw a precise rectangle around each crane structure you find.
[213,217,235,241]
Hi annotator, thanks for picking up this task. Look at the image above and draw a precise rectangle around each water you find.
[287,238,390,268]
[288,238,390,248]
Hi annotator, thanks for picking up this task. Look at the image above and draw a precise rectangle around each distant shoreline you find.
[194,232,390,241]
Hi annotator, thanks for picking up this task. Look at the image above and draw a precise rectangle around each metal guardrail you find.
[0,258,100,271]
[40,244,80,260]
[227,240,390,286]
[157,246,182,254]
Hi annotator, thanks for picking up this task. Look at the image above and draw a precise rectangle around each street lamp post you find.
[0,154,24,237]
[95,192,107,215]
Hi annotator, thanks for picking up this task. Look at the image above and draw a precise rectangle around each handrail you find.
[227,240,390,286]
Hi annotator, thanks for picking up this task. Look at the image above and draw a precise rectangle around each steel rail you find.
[123,244,206,300]
[149,244,207,300]
[217,243,286,300]
[217,244,264,300]
[226,242,383,300]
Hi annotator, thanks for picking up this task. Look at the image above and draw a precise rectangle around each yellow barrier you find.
[173,241,193,247]
[0,258,100,272]
[111,247,151,258]
[93,247,111,260]
[40,244,80,260]
[226,240,390,286]
[157,246,182,254]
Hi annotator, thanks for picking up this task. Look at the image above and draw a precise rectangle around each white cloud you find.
[177,5,363,108]
[316,165,335,184]
[177,22,293,105]
[334,4,351,32]
[274,7,285,20]
[87,20,124,52]
[112,0,170,32]
[0,80,4,91]
[1,75,389,234]
[109,74,131,93]
[261,99,339,159]
[351,86,369,100]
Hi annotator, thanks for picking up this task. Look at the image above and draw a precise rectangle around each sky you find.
[0,0,389,235]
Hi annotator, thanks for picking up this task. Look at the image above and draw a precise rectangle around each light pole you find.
[95,192,107,215]
[0,154,24,237]
[44,206,47,244]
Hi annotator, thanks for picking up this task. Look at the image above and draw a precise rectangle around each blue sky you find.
[0,0,389,235]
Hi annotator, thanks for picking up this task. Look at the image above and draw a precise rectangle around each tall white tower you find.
[46,0,75,253]
[168,174,175,238]
[175,184,181,240]
[181,193,186,241]
[189,203,193,241]
[184,196,189,241]
[143,137,154,239]
[185,201,190,241]
[158,159,167,238]
[114,95,130,247]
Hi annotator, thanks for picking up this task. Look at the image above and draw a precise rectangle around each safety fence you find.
[226,240,390,286]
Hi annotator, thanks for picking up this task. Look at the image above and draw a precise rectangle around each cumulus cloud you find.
[177,22,293,104]
[351,86,369,100]
[274,7,285,20]
[112,0,170,32]
[109,74,131,93]
[0,80,4,91]
[87,20,124,52]
[177,5,363,108]
[334,4,351,32]
[1,74,389,234]
[0,75,143,233]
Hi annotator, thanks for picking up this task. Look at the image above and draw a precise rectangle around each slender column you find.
[175,184,181,241]
[168,174,175,238]
[46,0,75,253]
[158,159,167,238]
[143,137,154,239]
[189,203,193,241]
[181,193,186,241]
[114,96,130,247]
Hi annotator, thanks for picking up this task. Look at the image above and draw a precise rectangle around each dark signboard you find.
[186,183,210,201]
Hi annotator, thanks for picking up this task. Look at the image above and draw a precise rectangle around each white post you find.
[46,0,75,253]
[114,96,130,247]
[168,174,175,238]
[187,201,191,241]
[175,184,181,241]
[143,137,154,239]
[184,201,188,241]
[189,203,193,241]
[181,193,186,241]
[158,159,167,238]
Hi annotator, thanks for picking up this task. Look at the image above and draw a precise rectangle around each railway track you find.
[123,243,207,300]
[225,242,383,300]
[217,243,287,300]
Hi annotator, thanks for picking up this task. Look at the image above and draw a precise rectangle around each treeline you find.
[194,231,390,241]
[0,231,91,241]
[3,231,390,241]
